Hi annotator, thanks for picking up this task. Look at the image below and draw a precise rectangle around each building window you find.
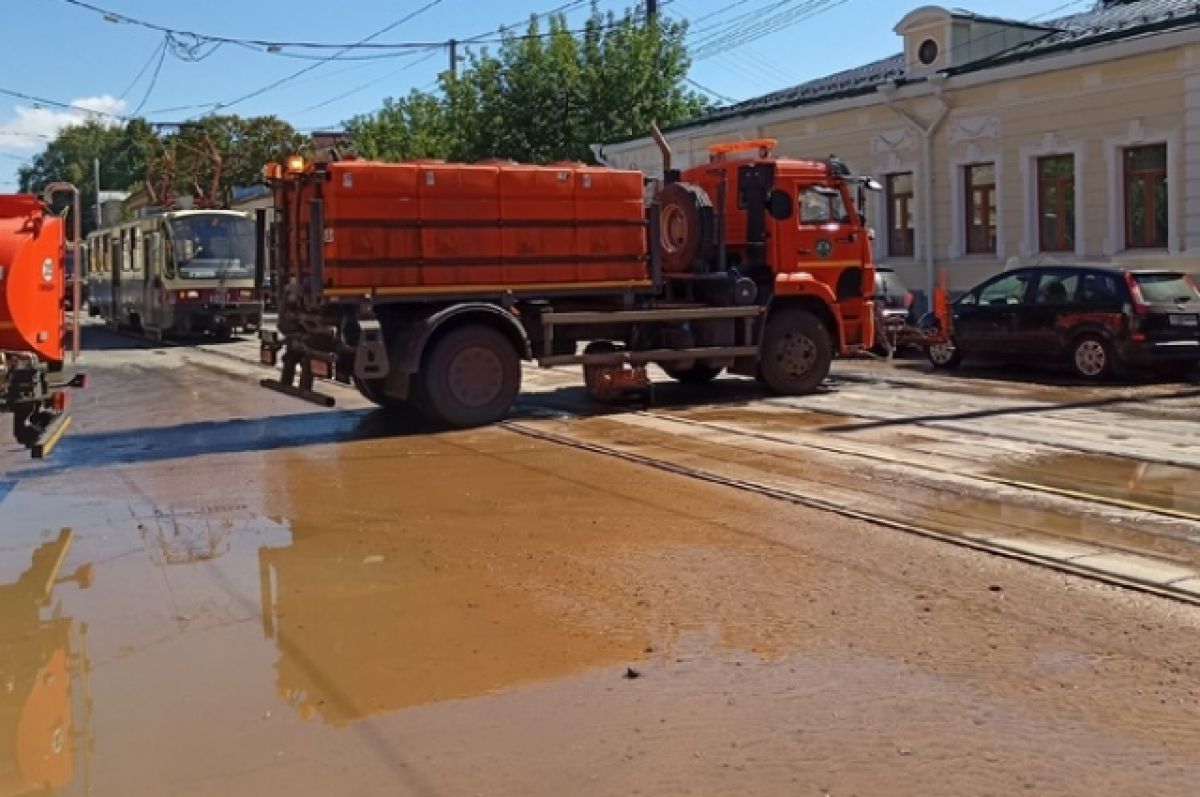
[964,163,996,254]
[1124,144,1167,249]
[885,173,915,258]
[1037,155,1075,252]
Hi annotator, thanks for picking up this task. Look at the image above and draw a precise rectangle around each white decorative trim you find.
[1103,120,1181,255]
[1018,134,1087,258]
[948,115,1001,144]
[871,128,916,156]
[1185,72,1200,252]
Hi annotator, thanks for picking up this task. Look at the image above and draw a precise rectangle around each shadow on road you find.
[79,325,255,352]
[8,407,445,478]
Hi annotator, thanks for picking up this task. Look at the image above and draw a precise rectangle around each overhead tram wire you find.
[202,0,448,113]
[117,36,169,101]
[131,36,171,116]
[287,0,610,121]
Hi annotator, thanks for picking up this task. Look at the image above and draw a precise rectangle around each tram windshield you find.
[169,214,255,280]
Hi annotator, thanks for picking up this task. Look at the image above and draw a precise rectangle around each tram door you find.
[143,229,159,328]
[109,236,121,324]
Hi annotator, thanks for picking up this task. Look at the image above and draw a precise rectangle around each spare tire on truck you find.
[658,182,716,274]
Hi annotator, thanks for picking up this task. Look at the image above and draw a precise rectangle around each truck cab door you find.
[794,185,863,275]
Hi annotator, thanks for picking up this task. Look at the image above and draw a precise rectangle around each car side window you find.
[978,272,1032,306]
[1034,272,1080,305]
[1080,272,1124,306]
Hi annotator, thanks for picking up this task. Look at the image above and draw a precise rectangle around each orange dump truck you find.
[0,194,84,457]
[261,136,880,427]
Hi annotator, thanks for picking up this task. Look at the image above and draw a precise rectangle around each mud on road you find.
[1,329,1199,796]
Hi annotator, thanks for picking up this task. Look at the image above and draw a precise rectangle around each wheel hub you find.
[448,346,503,407]
[776,332,816,376]
[929,343,956,365]
[1075,340,1106,376]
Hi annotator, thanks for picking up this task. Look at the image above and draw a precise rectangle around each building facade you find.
[597,1,1200,304]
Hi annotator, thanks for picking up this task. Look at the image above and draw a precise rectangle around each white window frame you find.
[1104,121,1180,256]
[1020,135,1086,258]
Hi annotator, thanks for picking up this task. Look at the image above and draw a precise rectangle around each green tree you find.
[18,114,308,221]
[18,120,154,234]
[347,3,706,165]
[162,115,309,208]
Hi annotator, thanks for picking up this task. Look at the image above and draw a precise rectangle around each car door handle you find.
[835,235,857,244]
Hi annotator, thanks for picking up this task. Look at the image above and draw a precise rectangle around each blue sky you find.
[0,0,1090,189]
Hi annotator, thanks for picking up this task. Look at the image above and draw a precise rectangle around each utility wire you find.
[131,37,170,116]
[117,36,169,100]
[206,0,447,113]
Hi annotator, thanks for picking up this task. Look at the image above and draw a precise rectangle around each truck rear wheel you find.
[419,325,521,428]
[759,308,832,395]
[353,376,407,410]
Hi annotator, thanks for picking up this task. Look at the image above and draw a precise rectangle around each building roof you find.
[640,0,1200,139]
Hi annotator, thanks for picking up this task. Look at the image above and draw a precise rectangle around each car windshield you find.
[170,214,254,280]
[1133,272,1200,303]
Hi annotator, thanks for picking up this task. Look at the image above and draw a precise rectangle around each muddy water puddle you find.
[989,452,1200,518]
[0,426,841,794]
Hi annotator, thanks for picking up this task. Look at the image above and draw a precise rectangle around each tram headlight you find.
[285,154,307,175]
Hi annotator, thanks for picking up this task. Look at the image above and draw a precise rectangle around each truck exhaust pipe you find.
[650,122,679,184]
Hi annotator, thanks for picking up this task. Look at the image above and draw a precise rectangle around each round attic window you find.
[918,38,939,66]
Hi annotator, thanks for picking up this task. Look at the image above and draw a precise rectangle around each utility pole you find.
[647,0,657,24]
[448,39,458,81]
[93,157,101,228]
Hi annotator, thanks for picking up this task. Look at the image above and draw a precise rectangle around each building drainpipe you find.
[879,77,951,308]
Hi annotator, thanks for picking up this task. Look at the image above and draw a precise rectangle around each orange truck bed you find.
[305,160,650,294]
[0,195,65,364]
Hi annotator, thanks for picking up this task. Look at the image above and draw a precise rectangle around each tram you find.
[86,209,263,339]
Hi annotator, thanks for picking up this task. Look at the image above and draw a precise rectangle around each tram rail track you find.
[503,398,1200,608]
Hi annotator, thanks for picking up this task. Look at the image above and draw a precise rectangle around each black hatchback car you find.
[927,265,1200,379]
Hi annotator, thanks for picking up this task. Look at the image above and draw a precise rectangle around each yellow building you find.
[598,1,1200,303]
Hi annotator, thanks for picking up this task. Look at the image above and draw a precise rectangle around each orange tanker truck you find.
[0,192,85,457]
[260,132,882,427]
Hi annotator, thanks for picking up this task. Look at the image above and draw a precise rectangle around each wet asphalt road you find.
[1,327,1199,796]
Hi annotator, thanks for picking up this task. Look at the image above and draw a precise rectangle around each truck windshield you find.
[170,214,254,280]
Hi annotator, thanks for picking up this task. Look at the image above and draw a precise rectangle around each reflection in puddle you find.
[0,530,92,796]
[255,434,817,726]
[990,453,1200,516]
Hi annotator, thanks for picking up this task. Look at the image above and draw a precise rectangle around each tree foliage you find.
[18,120,155,231]
[347,4,707,164]
[18,114,307,231]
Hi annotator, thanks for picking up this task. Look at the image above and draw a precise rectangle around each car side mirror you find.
[768,189,793,220]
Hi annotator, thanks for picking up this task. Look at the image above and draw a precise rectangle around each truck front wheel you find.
[419,325,521,428]
[759,308,833,395]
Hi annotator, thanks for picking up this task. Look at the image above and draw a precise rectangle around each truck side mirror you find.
[768,189,793,221]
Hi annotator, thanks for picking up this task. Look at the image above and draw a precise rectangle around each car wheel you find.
[1070,334,1113,380]
[927,339,962,369]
